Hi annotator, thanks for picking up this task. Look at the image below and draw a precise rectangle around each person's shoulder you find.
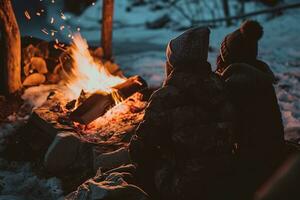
[150,85,180,100]
[254,60,276,82]
[146,84,183,112]
[220,62,275,91]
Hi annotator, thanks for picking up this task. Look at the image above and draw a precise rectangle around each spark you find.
[41,28,49,35]
[77,27,81,32]
[61,12,66,20]
[36,12,41,16]
[54,43,66,51]
[50,30,57,37]
[92,2,95,6]
[60,25,65,31]
[24,11,31,20]
[51,17,55,24]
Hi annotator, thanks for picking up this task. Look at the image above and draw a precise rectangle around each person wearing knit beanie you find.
[215,20,285,199]
[129,27,237,200]
[216,20,264,73]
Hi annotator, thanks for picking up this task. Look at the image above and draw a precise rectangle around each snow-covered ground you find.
[0,159,63,200]
[1,0,300,199]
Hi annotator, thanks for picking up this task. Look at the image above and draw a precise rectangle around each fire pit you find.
[16,34,150,177]
[0,0,152,195]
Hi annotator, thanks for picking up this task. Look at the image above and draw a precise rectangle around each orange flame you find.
[62,34,126,101]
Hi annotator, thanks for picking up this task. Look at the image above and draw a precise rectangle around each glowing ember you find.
[61,12,66,20]
[41,28,49,35]
[24,11,31,20]
[62,34,127,102]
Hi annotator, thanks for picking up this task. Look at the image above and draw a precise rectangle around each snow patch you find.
[0,160,64,200]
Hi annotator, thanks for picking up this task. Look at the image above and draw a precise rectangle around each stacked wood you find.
[70,76,147,125]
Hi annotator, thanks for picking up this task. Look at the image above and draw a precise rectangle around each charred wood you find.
[113,75,147,99]
[70,76,147,125]
[70,93,114,125]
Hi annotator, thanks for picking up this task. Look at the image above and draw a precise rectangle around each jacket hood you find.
[220,61,276,92]
[166,27,211,76]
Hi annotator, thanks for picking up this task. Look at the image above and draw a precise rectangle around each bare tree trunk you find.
[0,0,22,95]
[222,0,232,26]
[101,0,114,61]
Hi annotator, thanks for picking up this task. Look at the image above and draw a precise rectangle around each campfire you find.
[17,33,150,178]
[63,34,126,101]
[0,0,150,195]
[43,34,148,128]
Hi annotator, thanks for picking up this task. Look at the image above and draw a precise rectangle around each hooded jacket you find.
[218,60,285,198]
[129,27,237,200]
[219,61,284,157]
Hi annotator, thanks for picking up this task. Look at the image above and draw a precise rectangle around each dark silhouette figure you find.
[130,27,238,200]
[216,20,285,199]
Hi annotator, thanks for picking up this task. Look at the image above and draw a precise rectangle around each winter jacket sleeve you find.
[129,85,183,166]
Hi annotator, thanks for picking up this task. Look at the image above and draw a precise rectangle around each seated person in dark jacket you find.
[215,20,285,199]
[129,27,238,200]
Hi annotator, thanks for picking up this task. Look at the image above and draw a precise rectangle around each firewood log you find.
[70,92,114,125]
[113,75,147,99]
[70,76,147,125]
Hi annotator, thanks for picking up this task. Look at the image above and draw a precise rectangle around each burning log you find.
[70,76,147,125]
[113,75,147,98]
[0,0,22,94]
[70,93,113,125]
